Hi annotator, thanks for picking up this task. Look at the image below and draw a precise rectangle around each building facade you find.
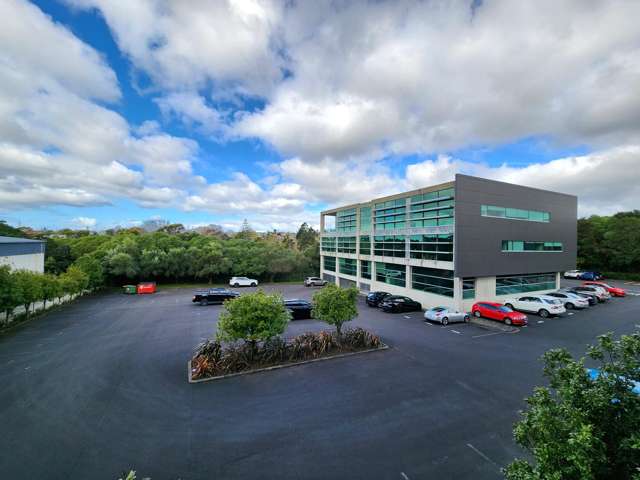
[319,174,577,311]
[0,236,46,273]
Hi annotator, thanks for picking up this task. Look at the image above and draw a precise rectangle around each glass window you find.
[502,240,563,252]
[481,205,550,222]
[337,236,357,253]
[374,235,406,257]
[321,236,336,252]
[359,206,372,232]
[339,258,357,276]
[411,267,454,297]
[359,235,371,255]
[323,256,336,272]
[374,199,406,231]
[376,262,406,287]
[496,273,557,295]
[361,260,371,279]
[336,208,357,233]
[409,234,453,262]
[463,278,475,299]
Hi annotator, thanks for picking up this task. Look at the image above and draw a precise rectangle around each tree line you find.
[578,210,640,278]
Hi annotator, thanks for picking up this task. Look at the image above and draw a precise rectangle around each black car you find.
[192,288,239,305]
[366,291,391,307]
[284,299,313,320]
[380,295,422,313]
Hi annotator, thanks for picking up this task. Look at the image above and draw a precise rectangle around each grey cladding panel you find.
[454,174,577,278]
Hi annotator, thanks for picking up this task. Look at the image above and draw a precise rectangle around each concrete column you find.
[453,277,464,310]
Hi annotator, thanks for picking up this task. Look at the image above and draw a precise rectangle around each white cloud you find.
[72,216,97,228]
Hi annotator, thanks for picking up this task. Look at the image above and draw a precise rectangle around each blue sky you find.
[1,0,639,231]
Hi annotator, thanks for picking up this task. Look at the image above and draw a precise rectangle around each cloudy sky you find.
[1,0,639,231]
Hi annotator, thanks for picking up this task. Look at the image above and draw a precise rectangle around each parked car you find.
[545,291,590,310]
[192,288,239,305]
[571,285,610,303]
[563,270,583,279]
[582,281,626,297]
[284,299,313,320]
[229,276,258,287]
[304,277,328,287]
[136,282,156,294]
[503,295,566,318]
[561,288,598,306]
[366,291,391,307]
[424,306,470,325]
[380,295,422,313]
[471,302,528,326]
[578,271,603,281]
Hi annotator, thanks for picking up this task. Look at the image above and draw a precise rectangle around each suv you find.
[503,295,566,318]
[563,270,583,279]
[571,285,610,302]
[229,276,258,287]
[304,277,328,287]
[193,288,239,305]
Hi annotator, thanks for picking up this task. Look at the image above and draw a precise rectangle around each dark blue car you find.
[579,271,602,281]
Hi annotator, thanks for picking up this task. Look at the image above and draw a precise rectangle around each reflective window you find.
[409,234,453,262]
[336,208,357,233]
[374,235,406,257]
[337,236,357,254]
[374,198,406,230]
[338,258,357,276]
[463,278,475,299]
[359,235,371,255]
[360,260,371,279]
[501,240,563,252]
[495,273,556,295]
[412,267,454,297]
[323,256,336,272]
[376,262,406,287]
[481,205,550,222]
[359,206,372,232]
[321,236,336,252]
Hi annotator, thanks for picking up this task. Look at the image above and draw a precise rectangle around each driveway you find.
[1,281,639,479]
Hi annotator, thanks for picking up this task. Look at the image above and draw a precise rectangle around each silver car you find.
[304,277,328,287]
[546,291,590,309]
[424,306,470,326]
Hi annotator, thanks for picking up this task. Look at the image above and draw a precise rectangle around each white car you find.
[503,295,566,318]
[545,291,590,310]
[229,276,258,287]
[563,270,583,279]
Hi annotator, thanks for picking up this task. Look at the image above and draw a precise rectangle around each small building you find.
[319,174,577,311]
[0,236,46,273]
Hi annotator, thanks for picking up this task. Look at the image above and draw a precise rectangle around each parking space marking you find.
[403,315,411,319]
[568,312,575,316]
[400,472,410,480]
[466,443,499,470]
[424,322,432,326]
[450,329,461,335]
[537,320,544,324]
[472,331,508,339]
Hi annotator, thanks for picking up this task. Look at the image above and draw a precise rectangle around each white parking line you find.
[424,322,432,326]
[450,329,461,335]
[568,312,575,316]
[537,320,544,324]
[466,443,499,469]
[472,331,508,339]
[400,473,410,480]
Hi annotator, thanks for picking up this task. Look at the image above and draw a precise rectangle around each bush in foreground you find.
[504,332,640,480]
[191,327,382,380]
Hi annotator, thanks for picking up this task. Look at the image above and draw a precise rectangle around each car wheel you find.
[539,309,549,318]
[200,300,207,306]
[251,282,257,287]
[473,310,481,318]
[505,303,514,310]
[504,317,512,325]
[233,283,239,287]
[566,302,574,310]
[441,317,449,326]
[464,315,470,323]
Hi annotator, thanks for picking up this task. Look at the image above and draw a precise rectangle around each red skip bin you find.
[136,282,157,294]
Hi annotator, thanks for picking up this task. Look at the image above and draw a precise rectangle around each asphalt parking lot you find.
[1,279,639,480]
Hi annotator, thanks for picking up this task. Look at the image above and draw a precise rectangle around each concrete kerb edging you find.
[188,343,390,384]
[469,317,519,333]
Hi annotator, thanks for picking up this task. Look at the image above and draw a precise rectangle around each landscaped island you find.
[189,285,386,382]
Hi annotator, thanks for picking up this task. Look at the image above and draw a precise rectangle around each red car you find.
[471,301,528,326]
[582,281,626,297]
[136,282,157,294]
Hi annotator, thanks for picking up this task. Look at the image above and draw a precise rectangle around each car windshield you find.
[543,299,561,305]
[431,307,446,312]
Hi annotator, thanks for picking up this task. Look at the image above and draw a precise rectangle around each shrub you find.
[312,284,358,337]
[216,290,290,346]
[504,332,640,480]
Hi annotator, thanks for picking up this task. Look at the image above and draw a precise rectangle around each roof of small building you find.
[0,235,45,244]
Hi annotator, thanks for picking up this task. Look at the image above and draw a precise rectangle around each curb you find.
[469,317,519,333]
[188,343,389,384]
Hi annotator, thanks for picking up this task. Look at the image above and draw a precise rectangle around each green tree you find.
[59,266,89,296]
[217,290,290,349]
[0,266,21,324]
[295,222,317,250]
[72,255,104,289]
[12,270,43,317]
[312,284,358,337]
[106,252,138,279]
[40,273,62,309]
[505,332,640,480]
